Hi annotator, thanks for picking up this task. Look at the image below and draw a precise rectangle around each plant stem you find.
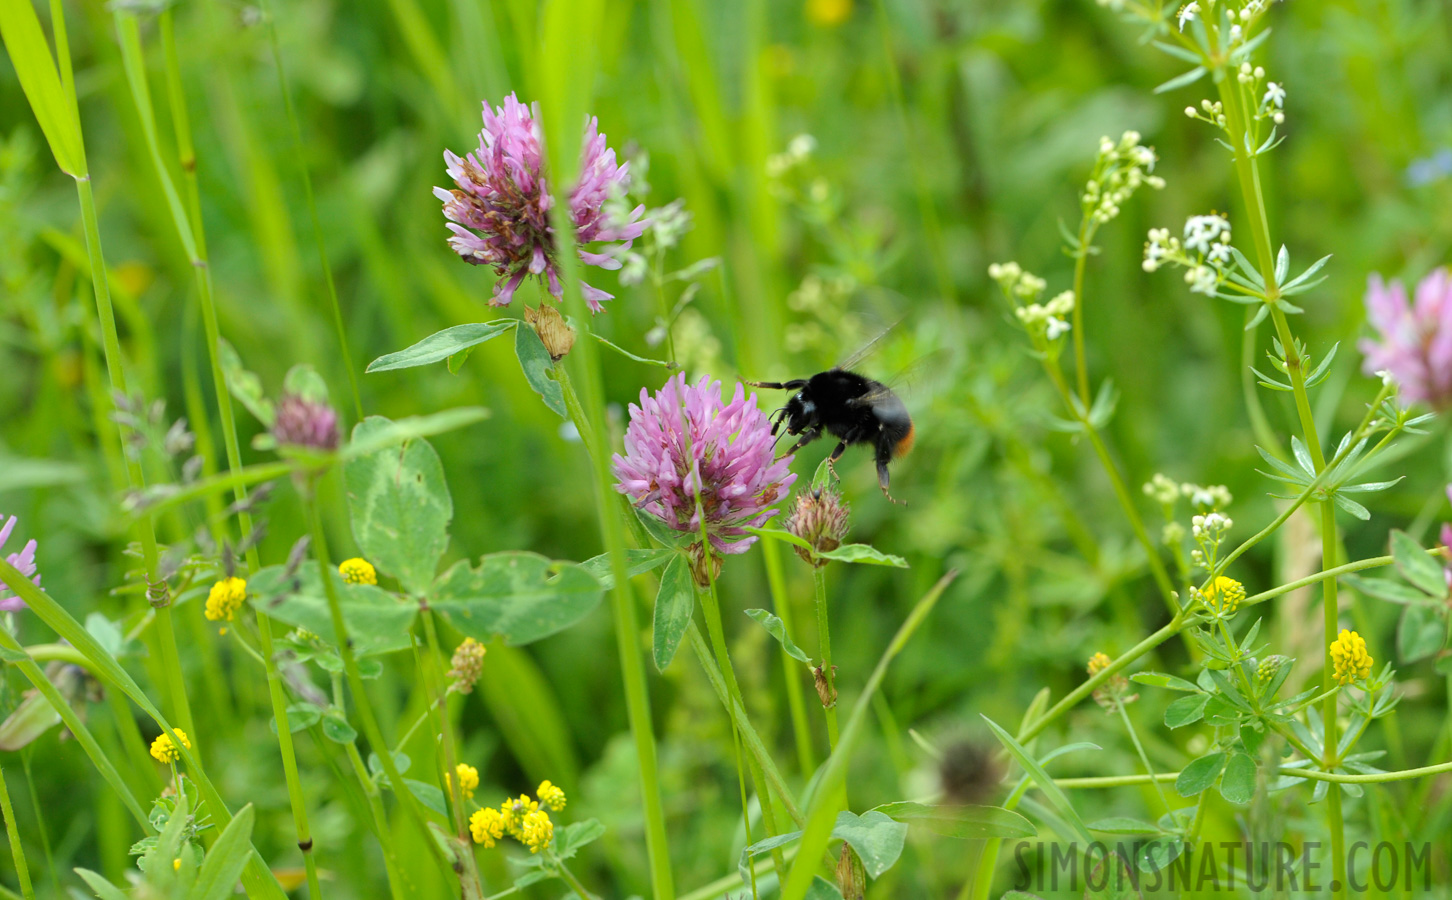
[812,567,841,752]
[305,493,449,874]
[1114,699,1172,816]
[763,541,815,777]
[556,859,595,900]
[551,362,674,899]
[258,0,362,419]
[0,766,35,900]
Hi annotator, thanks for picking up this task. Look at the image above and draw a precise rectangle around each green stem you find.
[763,541,815,777]
[812,566,841,752]
[421,612,485,896]
[1070,221,1096,404]
[555,859,596,900]
[551,363,674,899]
[258,0,362,419]
[1114,698,1172,816]
[305,494,449,873]
[1053,773,1178,789]
[337,712,409,900]
[696,576,787,879]
[0,766,35,900]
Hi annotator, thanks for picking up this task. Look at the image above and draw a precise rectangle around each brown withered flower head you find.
[784,487,851,567]
[524,303,576,361]
[937,739,1003,807]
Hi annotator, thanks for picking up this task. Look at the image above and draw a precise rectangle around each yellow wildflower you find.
[446,763,479,800]
[204,577,247,623]
[338,558,377,585]
[1200,576,1246,614]
[521,809,554,853]
[150,729,192,764]
[469,807,504,848]
[1330,629,1373,685]
[536,779,566,812]
[172,858,181,871]
[1086,652,1112,676]
[499,794,538,838]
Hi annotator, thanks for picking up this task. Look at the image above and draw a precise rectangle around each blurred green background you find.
[3,0,1452,896]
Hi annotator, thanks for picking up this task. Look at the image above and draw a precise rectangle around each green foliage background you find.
[2,0,1451,897]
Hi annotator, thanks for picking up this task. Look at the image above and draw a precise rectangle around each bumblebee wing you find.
[835,317,905,372]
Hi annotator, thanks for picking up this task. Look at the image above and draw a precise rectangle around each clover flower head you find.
[204,577,247,623]
[338,558,377,585]
[273,394,340,452]
[1199,575,1245,614]
[521,809,554,853]
[447,763,479,800]
[785,487,851,566]
[149,728,192,763]
[499,794,538,838]
[448,637,487,693]
[612,374,796,556]
[536,779,566,811]
[1330,629,1373,685]
[0,515,41,612]
[1087,652,1113,676]
[1088,652,1134,710]
[434,94,647,312]
[1359,269,1452,409]
[1257,654,1290,686]
[470,807,505,847]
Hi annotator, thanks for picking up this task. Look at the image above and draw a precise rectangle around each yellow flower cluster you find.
[1330,629,1373,685]
[536,779,566,811]
[470,782,567,853]
[338,558,378,585]
[1200,576,1246,614]
[204,577,247,623]
[150,728,192,763]
[446,763,479,800]
[1086,652,1112,676]
[469,807,504,848]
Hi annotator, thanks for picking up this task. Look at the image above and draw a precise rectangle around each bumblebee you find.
[748,368,914,501]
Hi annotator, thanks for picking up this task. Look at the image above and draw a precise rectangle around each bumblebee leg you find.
[783,426,822,457]
[745,379,807,391]
[875,438,905,504]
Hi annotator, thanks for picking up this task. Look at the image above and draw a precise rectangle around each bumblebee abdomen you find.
[892,422,915,458]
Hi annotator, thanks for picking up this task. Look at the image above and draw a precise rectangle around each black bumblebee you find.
[748,368,914,502]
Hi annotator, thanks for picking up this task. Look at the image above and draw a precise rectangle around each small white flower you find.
[1178,1,1199,30]
[1186,265,1218,295]
[1046,317,1070,340]
[1046,290,1076,316]
[1228,24,1243,43]
[1207,241,1232,265]
[788,134,817,159]
[1263,82,1286,108]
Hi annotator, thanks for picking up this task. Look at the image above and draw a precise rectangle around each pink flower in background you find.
[272,394,340,452]
[434,94,647,312]
[1359,268,1452,408]
[612,375,797,555]
[0,515,41,611]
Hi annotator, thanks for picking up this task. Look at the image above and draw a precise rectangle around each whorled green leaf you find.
[873,801,1035,840]
[1392,530,1448,598]
[1397,603,1447,663]
[579,548,674,589]
[515,322,566,417]
[404,779,447,817]
[652,555,695,671]
[341,408,490,460]
[345,416,454,596]
[1218,751,1258,804]
[250,564,419,656]
[1175,751,1227,797]
[1087,817,1161,835]
[554,819,606,861]
[1137,836,1186,874]
[431,551,603,645]
[831,810,907,878]
[1130,671,1201,692]
[1164,692,1209,729]
[218,339,275,427]
[367,321,517,372]
[268,702,323,736]
[322,713,358,744]
[817,543,909,567]
[746,608,812,664]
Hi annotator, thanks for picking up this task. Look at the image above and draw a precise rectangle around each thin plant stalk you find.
[257,0,363,419]
[0,765,35,900]
[762,539,816,776]
[304,491,451,873]
[812,566,841,752]
[1113,699,1172,817]
[331,675,410,900]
